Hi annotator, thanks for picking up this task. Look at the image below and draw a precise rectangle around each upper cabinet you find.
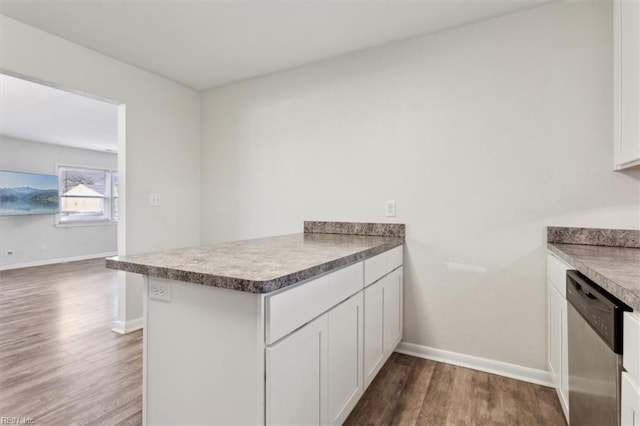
[614,1,640,170]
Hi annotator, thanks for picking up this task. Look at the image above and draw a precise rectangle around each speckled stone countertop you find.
[547,227,640,311]
[106,231,404,294]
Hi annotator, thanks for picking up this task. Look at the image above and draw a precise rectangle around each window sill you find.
[55,220,118,228]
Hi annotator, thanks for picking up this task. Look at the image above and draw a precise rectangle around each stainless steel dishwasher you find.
[567,270,630,426]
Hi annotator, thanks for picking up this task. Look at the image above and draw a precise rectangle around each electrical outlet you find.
[6,250,14,256]
[149,280,170,302]
[40,243,48,251]
[385,200,396,217]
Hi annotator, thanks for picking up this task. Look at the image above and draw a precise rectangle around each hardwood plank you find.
[347,353,567,426]
[0,259,143,425]
[389,356,435,425]
[416,362,457,425]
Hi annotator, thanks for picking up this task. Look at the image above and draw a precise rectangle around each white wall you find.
[201,2,640,370]
[1,15,201,326]
[0,136,117,269]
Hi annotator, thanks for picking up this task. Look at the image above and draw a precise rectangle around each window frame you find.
[55,164,118,227]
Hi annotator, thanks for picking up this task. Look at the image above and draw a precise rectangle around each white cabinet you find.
[144,245,402,426]
[622,372,640,426]
[364,277,384,386]
[266,245,403,425]
[267,291,367,426]
[625,312,640,382]
[364,267,403,388]
[383,268,403,357]
[546,253,570,420]
[364,246,403,286]
[561,299,569,410]
[623,312,640,426]
[266,262,363,344]
[266,315,328,426]
[266,272,365,426]
[547,283,562,384]
[614,0,640,170]
[327,293,364,425]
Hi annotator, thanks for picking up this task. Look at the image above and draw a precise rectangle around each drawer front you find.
[625,312,640,383]
[364,246,404,287]
[267,262,363,345]
[387,246,403,271]
[547,252,571,298]
[267,275,331,345]
[328,262,363,304]
[364,252,387,286]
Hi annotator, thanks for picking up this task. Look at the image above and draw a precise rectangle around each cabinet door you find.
[560,297,569,414]
[383,269,403,355]
[266,315,328,426]
[327,293,363,425]
[548,281,569,419]
[622,372,640,426]
[364,268,404,388]
[547,282,561,387]
[624,312,640,384]
[615,0,640,169]
[364,279,384,388]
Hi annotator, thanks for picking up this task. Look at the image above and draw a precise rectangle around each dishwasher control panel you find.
[566,270,630,354]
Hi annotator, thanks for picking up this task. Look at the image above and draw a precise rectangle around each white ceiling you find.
[0,0,550,91]
[0,74,119,152]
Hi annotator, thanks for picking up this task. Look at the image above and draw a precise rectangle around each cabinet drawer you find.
[625,312,640,383]
[364,252,387,287]
[266,262,363,344]
[547,253,571,298]
[329,261,364,303]
[364,246,403,286]
[387,246,403,271]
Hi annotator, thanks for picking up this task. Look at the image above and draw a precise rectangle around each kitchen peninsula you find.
[106,221,405,425]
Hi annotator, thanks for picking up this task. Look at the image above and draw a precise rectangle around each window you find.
[58,166,118,225]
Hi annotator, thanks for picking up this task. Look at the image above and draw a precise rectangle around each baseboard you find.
[0,252,117,271]
[112,317,144,335]
[396,342,553,387]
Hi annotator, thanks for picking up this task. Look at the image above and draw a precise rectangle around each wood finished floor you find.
[0,259,142,425]
[0,259,567,426]
[345,353,567,426]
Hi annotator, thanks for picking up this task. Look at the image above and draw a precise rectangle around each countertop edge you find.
[547,243,639,311]
[547,226,640,248]
[304,221,405,238]
[106,239,403,294]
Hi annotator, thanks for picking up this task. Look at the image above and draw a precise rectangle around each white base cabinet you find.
[266,314,328,426]
[622,372,640,426]
[268,292,366,426]
[327,293,364,425]
[364,278,384,386]
[547,283,562,387]
[143,246,403,425]
[364,268,403,388]
[623,312,640,426]
[546,253,570,421]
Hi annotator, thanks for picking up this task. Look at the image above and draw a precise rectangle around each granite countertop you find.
[106,226,404,294]
[547,227,640,311]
